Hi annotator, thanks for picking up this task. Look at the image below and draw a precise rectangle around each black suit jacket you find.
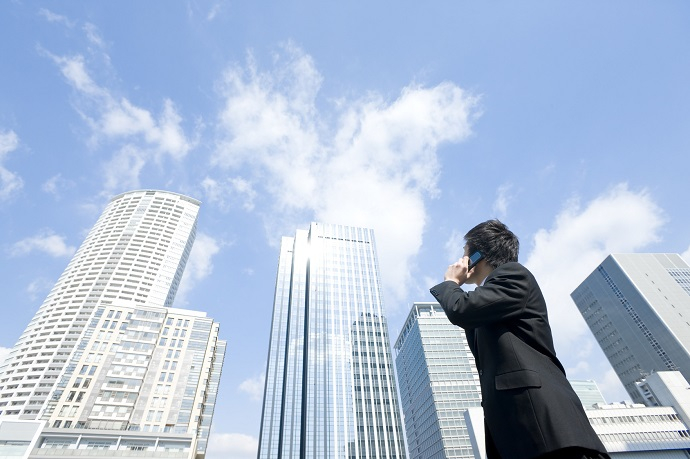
[430,262,606,459]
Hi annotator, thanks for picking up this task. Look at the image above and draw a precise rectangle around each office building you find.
[394,302,482,459]
[571,254,690,403]
[637,371,690,429]
[570,380,608,410]
[0,190,225,459]
[0,417,44,459]
[464,401,690,458]
[258,223,406,459]
[463,375,690,459]
[32,304,225,459]
[586,402,690,457]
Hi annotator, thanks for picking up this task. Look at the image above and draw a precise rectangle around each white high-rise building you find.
[571,254,690,403]
[0,190,199,418]
[0,190,225,459]
[32,303,225,459]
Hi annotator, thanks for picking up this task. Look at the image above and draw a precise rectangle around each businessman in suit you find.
[430,220,609,459]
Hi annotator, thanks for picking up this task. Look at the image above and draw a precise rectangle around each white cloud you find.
[444,229,465,263]
[48,53,104,97]
[207,3,223,21]
[202,176,256,211]
[38,8,75,27]
[492,182,514,219]
[42,46,193,195]
[212,43,479,305]
[102,145,148,193]
[525,183,665,353]
[27,278,56,301]
[598,368,632,403]
[176,233,222,304]
[0,130,23,201]
[206,432,257,459]
[565,360,590,376]
[10,230,76,258]
[239,373,265,401]
[42,173,75,199]
[83,23,105,49]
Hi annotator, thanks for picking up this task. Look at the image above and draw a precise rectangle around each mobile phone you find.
[468,251,484,270]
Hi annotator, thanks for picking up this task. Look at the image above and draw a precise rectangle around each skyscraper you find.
[33,303,225,458]
[394,302,481,459]
[571,253,690,403]
[0,190,225,459]
[258,223,407,459]
[0,190,200,418]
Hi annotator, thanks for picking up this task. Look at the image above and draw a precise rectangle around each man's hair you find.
[464,219,519,269]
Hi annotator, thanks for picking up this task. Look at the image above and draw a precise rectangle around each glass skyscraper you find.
[394,302,481,459]
[571,253,690,403]
[258,223,406,459]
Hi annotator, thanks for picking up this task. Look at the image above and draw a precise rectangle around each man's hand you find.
[444,256,470,285]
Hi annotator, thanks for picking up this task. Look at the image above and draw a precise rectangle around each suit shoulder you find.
[487,262,537,286]
[493,262,529,276]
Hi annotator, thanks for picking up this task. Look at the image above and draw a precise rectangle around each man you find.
[430,220,608,459]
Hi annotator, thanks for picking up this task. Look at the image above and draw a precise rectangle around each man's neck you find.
[475,264,494,286]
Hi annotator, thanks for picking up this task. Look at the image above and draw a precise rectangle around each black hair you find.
[464,219,519,269]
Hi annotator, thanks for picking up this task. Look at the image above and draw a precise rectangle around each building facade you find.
[258,223,406,459]
[0,190,224,459]
[571,254,690,403]
[570,380,608,410]
[586,402,690,457]
[637,371,690,431]
[31,304,225,459]
[394,302,481,459]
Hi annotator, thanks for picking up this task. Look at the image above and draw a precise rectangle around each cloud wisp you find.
[238,373,265,402]
[0,130,23,202]
[211,43,480,305]
[38,8,76,28]
[524,183,665,376]
[176,233,222,305]
[206,432,258,459]
[10,230,76,258]
[492,182,514,219]
[42,173,76,199]
[39,28,194,196]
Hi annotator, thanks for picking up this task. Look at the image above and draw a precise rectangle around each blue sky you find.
[2,1,690,457]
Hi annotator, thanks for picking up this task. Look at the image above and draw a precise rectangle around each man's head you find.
[464,219,519,269]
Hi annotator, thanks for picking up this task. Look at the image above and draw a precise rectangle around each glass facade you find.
[394,302,481,459]
[258,223,406,459]
[570,380,607,410]
[572,253,690,403]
